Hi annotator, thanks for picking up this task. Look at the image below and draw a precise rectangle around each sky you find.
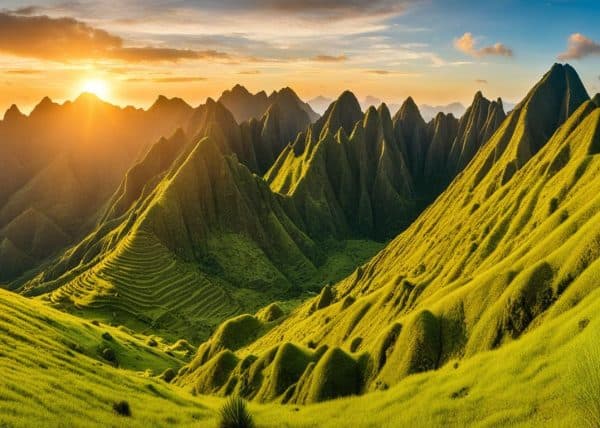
[0,0,599,114]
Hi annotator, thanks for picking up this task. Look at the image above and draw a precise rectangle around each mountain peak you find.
[396,96,424,125]
[3,104,24,122]
[230,84,251,96]
[317,90,362,138]
[30,96,57,116]
[149,95,190,112]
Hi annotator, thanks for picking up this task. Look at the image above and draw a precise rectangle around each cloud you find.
[558,33,600,60]
[454,32,513,58]
[0,12,230,63]
[112,47,228,62]
[475,79,488,84]
[366,70,392,75]
[126,76,206,83]
[238,70,261,75]
[312,54,348,62]
[246,0,409,19]
[4,69,43,74]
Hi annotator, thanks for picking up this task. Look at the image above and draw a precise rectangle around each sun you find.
[80,78,110,100]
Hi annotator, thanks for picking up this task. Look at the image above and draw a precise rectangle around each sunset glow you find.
[79,79,110,100]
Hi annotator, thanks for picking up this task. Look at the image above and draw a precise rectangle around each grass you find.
[573,340,600,427]
[179,67,600,412]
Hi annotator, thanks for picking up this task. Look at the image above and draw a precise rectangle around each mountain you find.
[308,96,333,115]
[0,93,194,283]
[267,93,415,240]
[218,85,319,124]
[20,97,381,342]
[593,93,600,107]
[267,89,504,240]
[177,64,599,409]
[419,102,466,122]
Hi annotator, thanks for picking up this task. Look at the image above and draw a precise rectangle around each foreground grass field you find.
[0,282,597,427]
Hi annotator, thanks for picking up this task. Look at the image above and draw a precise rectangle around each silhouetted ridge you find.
[593,93,600,107]
[3,104,25,122]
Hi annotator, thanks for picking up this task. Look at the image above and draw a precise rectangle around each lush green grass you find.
[0,288,221,427]
[1,284,598,427]
[179,66,600,409]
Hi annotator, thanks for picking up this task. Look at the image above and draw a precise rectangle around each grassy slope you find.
[176,66,600,408]
[0,288,223,427]
[254,287,599,428]
[26,136,382,343]
[1,284,597,427]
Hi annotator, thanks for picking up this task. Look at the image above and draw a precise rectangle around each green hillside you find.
[3,63,600,427]
[1,254,597,427]
[177,64,600,412]
[21,127,382,341]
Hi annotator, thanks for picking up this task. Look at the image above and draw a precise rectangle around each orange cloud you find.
[454,32,513,58]
[0,12,230,63]
[312,54,348,62]
[558,33,600,60]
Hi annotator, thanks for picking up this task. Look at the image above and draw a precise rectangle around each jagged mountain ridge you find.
[177,64,600,406]
[20,78,512,341]
[266,88,506,239]
[18,97,363,340]
[0,93,195,282]
[218,84,319,124]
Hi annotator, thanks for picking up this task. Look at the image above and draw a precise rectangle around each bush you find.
[574,342,600,427]
[102,348,117,364]
[159,368,176,383]
[218,396,254,428]
[101,332,113,341]
[112,400,131,417]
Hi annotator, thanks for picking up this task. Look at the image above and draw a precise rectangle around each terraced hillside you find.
[20,84,510,344]
[23,130,383,342]
[48,230,239,342]
[178,64,600,407]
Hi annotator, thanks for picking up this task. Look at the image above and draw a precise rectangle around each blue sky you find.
[0,0,599,111]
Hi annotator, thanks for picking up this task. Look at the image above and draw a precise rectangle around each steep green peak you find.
[377,102,393,123]
[396,96,425,125]
[3,104,24,122]
[593,93,600,107]
[525,63,589,118]
[273,86,299,100]
[318,90,362,140]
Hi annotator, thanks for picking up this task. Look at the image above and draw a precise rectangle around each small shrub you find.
[112,400,131,417]
[218,396,254,428]
[159,368,176,383]
[548,197,559,215]
[102,347,117,364]
[147,338,158,347]
[102,332,113,341]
